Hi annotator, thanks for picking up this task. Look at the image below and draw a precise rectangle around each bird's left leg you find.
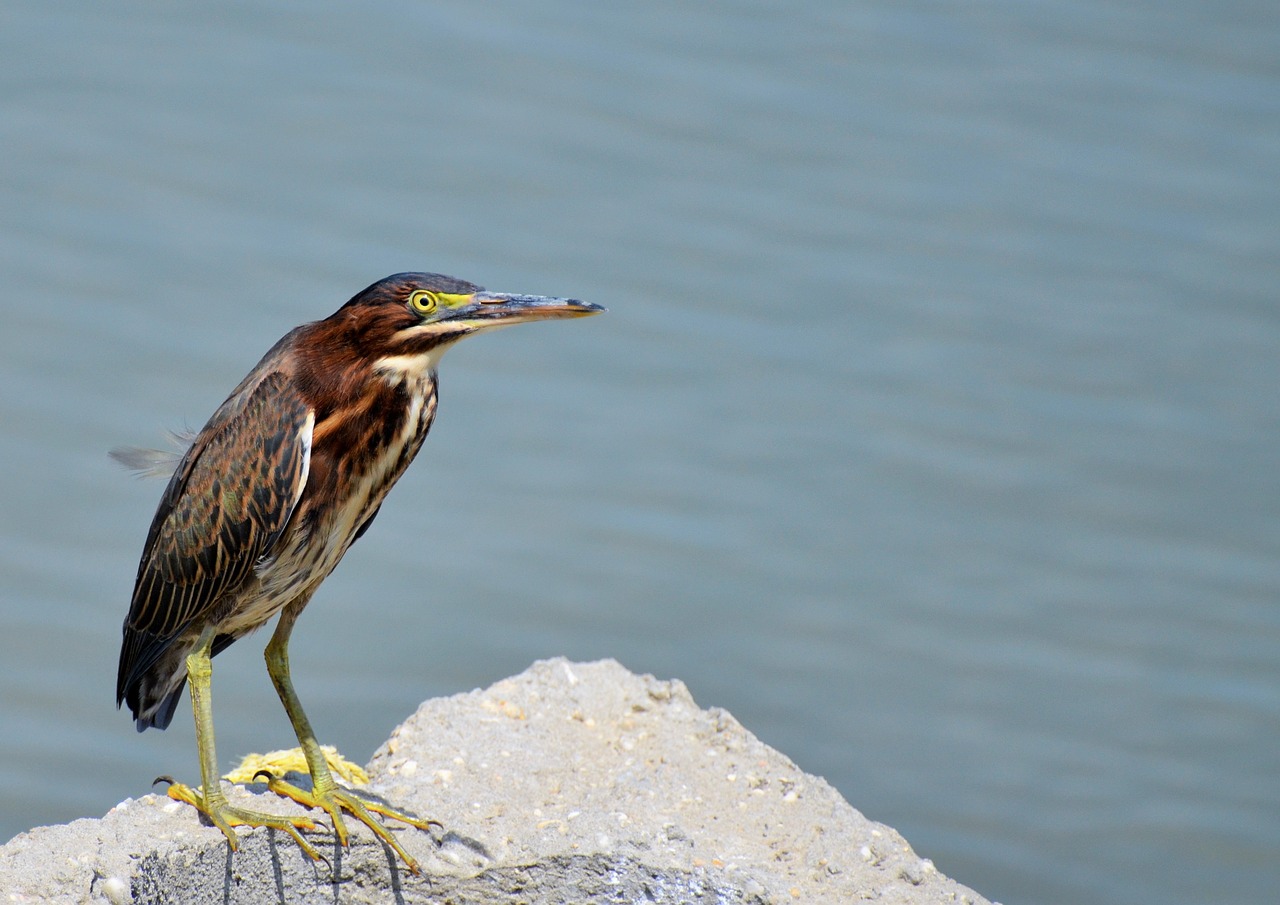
[160,625,323,862]
[260,598,439,874]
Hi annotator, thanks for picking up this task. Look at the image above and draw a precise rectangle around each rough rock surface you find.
[0,659,992,904]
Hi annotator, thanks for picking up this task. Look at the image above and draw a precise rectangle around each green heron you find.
[114,272,603,872]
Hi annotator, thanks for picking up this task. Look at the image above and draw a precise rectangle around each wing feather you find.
[116,369,313,705]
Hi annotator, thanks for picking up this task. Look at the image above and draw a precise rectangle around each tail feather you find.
[120,636,190,732]
[135,678,187,732]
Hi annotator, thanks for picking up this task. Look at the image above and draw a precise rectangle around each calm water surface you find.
[1,4,1277,905]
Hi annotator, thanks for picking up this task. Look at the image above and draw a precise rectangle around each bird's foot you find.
[255,772,440,875]
[155,776,324,863]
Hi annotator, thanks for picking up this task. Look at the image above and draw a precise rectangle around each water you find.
[1,3,1277,904]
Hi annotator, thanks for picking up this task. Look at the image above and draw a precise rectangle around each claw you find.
[258,777,437,875]
[160,777,324,863]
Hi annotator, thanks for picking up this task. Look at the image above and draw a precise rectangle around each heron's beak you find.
[444,292,605,328]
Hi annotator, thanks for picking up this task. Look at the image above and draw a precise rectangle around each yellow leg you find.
[163,626,322,862]
[262,601,438,875]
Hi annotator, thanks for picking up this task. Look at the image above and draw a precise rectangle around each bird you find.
[113,272,603,872]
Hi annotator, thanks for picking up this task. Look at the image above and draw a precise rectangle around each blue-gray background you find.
[2,3,1277,904]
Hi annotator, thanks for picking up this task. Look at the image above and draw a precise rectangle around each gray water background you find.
[1,3,1277,904]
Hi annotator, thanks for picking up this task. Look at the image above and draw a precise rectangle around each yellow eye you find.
[408,289,438,314]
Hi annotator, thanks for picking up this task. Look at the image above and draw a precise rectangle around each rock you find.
[0,659,992,904]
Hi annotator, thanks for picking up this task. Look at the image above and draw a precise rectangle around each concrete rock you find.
[0,659,991,904]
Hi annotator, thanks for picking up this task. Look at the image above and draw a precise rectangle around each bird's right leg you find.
[160,625,323,863]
